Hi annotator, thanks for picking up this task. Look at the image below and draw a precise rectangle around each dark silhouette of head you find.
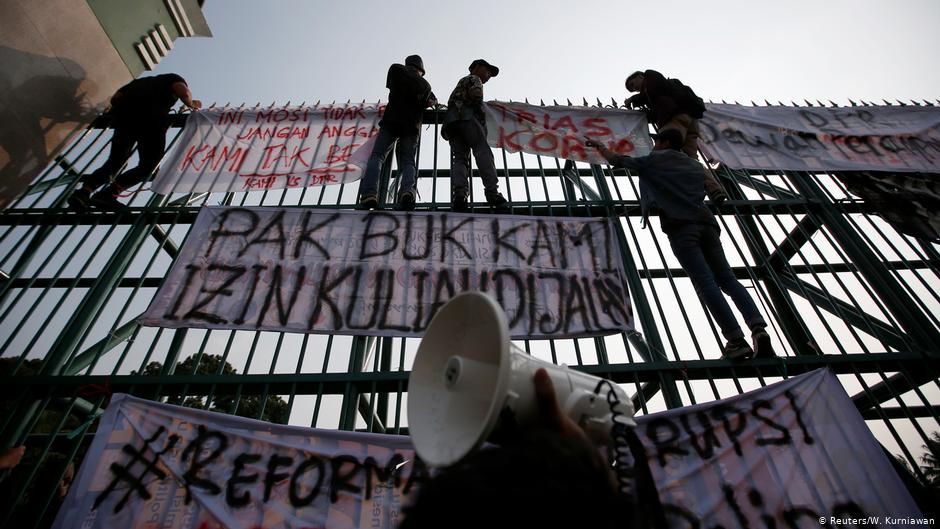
[398,430,630,529]
[625,71,645,92]
[468,59,499,84]
[406,55,425,76]
[652,129,684,151]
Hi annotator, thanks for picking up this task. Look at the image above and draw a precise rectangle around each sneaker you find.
[485,192,509,210]
[721,338,754,361]
[752,327,775,358]
[709,188,729,206]
[397,190,416,211]
[357,195,378,210]
[89,189,126,211]
[452,195,469,212]
[68,188,92,210]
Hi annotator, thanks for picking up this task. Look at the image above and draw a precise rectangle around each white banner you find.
[485,101,653,163]
[52,394,422,529]
[151,102,653,196]
[698,104,940,172]
[53,370,924,529]
[640,368,924,528]
[151,105,382,195]
[138,207,633,338]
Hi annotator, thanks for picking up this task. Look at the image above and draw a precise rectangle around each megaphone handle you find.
[561,389,612,441]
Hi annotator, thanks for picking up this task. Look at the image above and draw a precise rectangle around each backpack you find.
[667,78,707,119]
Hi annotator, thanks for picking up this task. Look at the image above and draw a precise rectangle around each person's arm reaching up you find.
[172,81,202,110]
[584,137,647,170]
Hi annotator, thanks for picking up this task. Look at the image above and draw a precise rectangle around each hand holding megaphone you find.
[533,367,591,442]
[408,291,635,467]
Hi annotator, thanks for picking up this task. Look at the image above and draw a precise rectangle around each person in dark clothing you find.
[625,69,728,205]
[586,129,773,360]
[441,59,508,212]
[397,369,633,529]
[2,451,75,529]
[358,55,437,211]
[68,73,201,210]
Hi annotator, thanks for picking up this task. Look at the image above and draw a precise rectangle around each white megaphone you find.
[408,290,636,467]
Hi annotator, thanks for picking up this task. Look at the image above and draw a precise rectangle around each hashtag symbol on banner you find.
[93,426,181,513]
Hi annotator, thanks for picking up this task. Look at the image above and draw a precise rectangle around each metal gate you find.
[1,101,938,527]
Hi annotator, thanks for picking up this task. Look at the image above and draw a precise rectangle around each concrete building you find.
[0,0,211,207]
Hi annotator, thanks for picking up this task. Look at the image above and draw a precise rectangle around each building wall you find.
[0,0,132,208]
[87,0,182,76]
[86,0,212,76]
[0,0,210,209]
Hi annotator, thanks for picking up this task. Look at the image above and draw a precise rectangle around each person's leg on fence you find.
[87,126,166,210]
[667,223,753,359]
[460,119,505,207]
[358,127,397,209]
[69,126,135,209]
[699,224,773,356]
[394,133,418,210]
[111,125,166,192]
[448,122,472,210]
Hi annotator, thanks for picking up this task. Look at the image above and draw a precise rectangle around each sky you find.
[153,0,940,107]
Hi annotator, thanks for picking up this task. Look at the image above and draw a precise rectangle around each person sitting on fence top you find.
[441,59,508,212]
[586,129,774,360]
[68,73,201,211]
[357,55,437,211]
[624,69,728,205]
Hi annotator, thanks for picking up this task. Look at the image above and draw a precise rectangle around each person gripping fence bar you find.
[586,130,774,360]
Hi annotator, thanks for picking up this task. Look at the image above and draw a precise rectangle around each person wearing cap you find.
[625,69,728,205]
[586,130,773,361]
[358,55,437,211]
[68,73,201,210]
[441,59,508,211]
